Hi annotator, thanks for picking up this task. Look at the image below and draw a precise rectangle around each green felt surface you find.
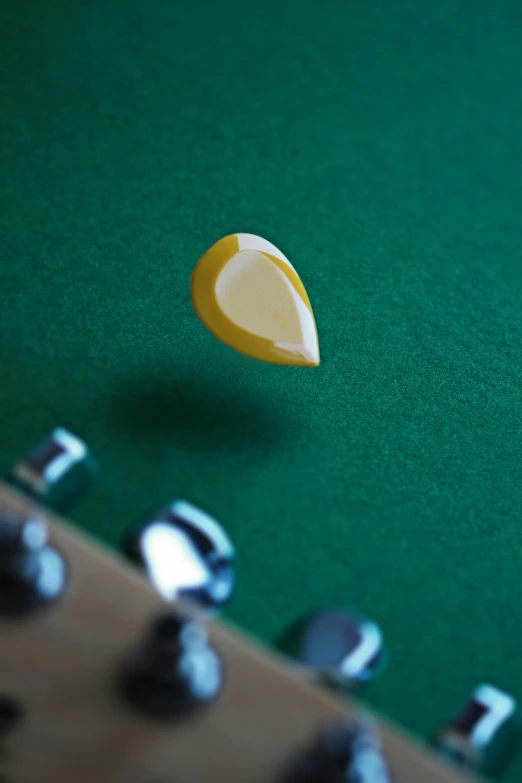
[1,0,522,778]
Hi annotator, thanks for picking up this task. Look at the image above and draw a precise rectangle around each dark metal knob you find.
[283,720,392,783]
[120,612,223,718]
[0,513,67,615]
[0,695,23,737]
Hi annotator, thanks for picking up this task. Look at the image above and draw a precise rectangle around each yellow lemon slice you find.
[191,234,320,367]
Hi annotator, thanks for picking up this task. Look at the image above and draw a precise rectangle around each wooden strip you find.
[0,484,471,783]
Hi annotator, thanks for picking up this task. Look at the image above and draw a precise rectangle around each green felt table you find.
[1,0,522,779]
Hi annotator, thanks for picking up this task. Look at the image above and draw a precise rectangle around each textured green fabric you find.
[2,0,522,778]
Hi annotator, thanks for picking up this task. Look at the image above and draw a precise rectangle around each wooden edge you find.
[0,483,473,783]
